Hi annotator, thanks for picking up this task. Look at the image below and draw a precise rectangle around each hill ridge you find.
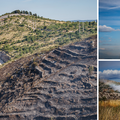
[0,11,97,66]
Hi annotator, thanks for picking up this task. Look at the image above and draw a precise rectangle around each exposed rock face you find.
[35,66,43,78]
[0,36,97,120]
[0,52,10,63]
[0,59,4,65]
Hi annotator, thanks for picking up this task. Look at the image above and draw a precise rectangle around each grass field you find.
[99,100,120,120]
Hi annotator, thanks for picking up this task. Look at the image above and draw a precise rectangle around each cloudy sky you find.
[99,0,120,59]
[99,61,120,80]
[0,0,97,21]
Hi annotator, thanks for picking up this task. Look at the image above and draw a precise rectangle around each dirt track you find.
[0,36,97,120]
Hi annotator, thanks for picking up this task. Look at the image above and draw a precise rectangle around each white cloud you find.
[116,29,120,31]
[99,25,115,32]
[109,84,120,92]
[99,25,120,32]
[99,70,120,79]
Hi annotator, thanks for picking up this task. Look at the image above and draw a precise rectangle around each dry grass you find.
[0,14,97,68]
[100,100,120,107]
[81,33,97,39]
[99,100,120,120]
[0,31,17,40]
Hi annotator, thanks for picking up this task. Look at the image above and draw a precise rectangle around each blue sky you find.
[99,0,120,59]
[99,61,120,72]
[99,61,120,80]
[0,0,97,21]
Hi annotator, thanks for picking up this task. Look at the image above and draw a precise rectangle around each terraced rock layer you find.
[0,36,97,120]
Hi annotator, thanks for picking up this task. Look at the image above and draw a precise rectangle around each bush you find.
[90,29,95,33]
[89,66,94,74]
[19,24,24,27]
[99,96,107,101]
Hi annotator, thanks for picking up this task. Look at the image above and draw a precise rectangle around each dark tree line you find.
[11,10,38,16]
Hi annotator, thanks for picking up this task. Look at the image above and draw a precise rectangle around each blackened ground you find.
[0,36,97,120]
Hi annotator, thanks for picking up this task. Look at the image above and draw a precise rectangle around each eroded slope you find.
[0,36,97,120]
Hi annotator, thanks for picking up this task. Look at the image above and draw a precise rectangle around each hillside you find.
[0,34,97,119]
[99,80,120,120]
[71,20,97,22]
[0,10,97,120]
[0,10,97,66]
[99,80,120,101]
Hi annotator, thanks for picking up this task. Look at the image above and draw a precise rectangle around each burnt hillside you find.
[0,36,97,120]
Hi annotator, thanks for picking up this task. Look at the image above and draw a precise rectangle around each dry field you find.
[99,100,120,120]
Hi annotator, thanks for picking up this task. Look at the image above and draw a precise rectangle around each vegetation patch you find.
[0,10,97,66]
[99,100,120,120]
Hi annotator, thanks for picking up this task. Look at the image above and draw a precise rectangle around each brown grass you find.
[99,100,120,120]
[100,100,120,107]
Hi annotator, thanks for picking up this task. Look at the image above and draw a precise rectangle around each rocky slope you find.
[0,36,97,120]
[0,52,10,64]
[99,80,120,100]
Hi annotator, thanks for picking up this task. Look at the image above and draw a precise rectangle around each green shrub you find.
[89,66,94,74]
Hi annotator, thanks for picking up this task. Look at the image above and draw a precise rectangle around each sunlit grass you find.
[99,100,120,120]
[100,100,120,107]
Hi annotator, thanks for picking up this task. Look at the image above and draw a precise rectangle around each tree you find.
[79,22,80,33]
[85,21,89,27]
[90,29,95,33]
[75,30,79,35]
[23,10,26,14]
[83,22,84,32]
[11,10,20,14]
[29,11,32,15]
[44,21,46,26]
[25,11,28,14]
[92,21,96,26]
[33,13,37,17]
[89,22,91,26]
